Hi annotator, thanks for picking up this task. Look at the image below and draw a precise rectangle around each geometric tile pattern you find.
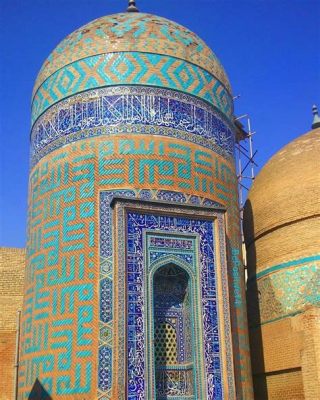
[30,86,235,167]
[99,346,112,392]
[99,191,238,400]
[247,258,320,326]
[20,127,247,400]
[98,192,221,399]
[95,136,236,203]
[147,236,197,397]
[19,154,96,398]
[32,52,233,124]
[34,13,230,95]
[20,126,238,398]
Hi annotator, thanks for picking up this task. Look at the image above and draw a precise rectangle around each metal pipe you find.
[235,113,248,121]
[238,139,243,210]
[13,310,21,400]
[247,118,255,180]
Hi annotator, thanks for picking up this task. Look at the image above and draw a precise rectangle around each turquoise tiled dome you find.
[31,13,233,125]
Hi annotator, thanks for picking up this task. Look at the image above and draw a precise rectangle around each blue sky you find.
[1,0,319,247]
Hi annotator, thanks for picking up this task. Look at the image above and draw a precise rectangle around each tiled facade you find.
[17,11,253,400]
[112,201,235,399]
[30,86,235,168]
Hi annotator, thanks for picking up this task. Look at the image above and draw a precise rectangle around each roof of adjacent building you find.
[0,247,25,331]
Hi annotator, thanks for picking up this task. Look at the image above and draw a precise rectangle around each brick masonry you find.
[0,248,26,400]
[244,128,320,400]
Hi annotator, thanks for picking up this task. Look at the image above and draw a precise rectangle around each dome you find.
[244,128,320,246]
[31,13,233,125]
[244,127,320,277]
[244,127,320,400]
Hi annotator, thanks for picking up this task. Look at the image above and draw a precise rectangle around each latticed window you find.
[154,321,178,365]
[153,264,194,398]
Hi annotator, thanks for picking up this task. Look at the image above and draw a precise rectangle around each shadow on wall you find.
[243,199,267,400]
[28,379,52,400]
[244,198,288,399]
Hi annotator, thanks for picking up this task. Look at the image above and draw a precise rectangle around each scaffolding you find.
[234,113,258,241]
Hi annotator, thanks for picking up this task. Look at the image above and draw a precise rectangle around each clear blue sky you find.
[1,0,319,248]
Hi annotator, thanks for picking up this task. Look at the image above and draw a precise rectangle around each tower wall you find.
[19,13,253,399]
[244,129,320,400]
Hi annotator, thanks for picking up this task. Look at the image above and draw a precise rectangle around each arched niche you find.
[152,263,195,399]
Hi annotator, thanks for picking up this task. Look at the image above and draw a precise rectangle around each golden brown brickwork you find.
[294,308,320,400]
[249,318,302,374]
[244,128,320,245]
[0,248,26,400]
[248,308,320,400]
[249,317,304,399]
[244,129,320,400]
[249,310,320,400]
[246,217,320,275]
[252,370,304,400]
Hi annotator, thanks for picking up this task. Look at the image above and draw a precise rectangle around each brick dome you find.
[244,128,320,254]
[244,128,320,326]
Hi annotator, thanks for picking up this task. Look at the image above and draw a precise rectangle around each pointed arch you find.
[151,262,195,398]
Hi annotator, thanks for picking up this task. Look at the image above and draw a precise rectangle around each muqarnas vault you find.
[18,5,254,400]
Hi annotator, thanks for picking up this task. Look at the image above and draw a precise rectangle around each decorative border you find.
[247,260,320,326]
[248,254,320,281]
[30,86,235,167]
[145,231,204,399]
[98,190,224,399]
[31,52,233,124]
[111,197,236,400]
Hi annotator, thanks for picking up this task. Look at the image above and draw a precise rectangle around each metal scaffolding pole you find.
[234,113,258,243]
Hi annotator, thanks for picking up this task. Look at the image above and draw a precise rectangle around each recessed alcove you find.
[153,264,194,399]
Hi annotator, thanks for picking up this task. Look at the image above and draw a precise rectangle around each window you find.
[153,264,194,398]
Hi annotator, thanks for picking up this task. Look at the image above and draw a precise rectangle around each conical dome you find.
[31,13,233,125]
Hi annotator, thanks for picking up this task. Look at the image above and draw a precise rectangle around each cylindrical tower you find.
[244,128,320,399]
[19,8,253,400]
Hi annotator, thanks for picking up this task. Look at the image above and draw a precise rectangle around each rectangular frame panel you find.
[111,198,235,400]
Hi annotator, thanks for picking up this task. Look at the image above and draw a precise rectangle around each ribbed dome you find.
[34,13,231,95]
[244,128,320,246]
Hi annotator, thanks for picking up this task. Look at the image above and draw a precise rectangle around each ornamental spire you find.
[312,104,320,129]
[127,0,139,12]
